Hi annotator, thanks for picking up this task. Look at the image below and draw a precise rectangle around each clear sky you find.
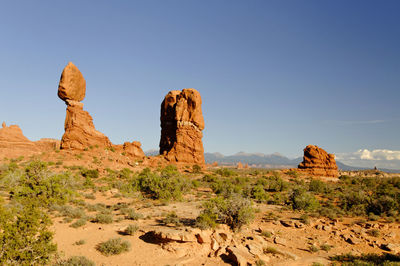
[0,1,399,167]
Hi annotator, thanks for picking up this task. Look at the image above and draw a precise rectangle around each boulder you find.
[298,145,338,177]
[58,62,86,102]
[159,88,205,164]
[122,141,145,159]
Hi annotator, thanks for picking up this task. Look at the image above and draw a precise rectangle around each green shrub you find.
[80,168,99,179]
[0,202,57,265]
[192,165,202,173]
[92,213,113,224]
[96,238,130,256]
[257,173,288,192]
[136,168,191,201]
[70,218,87,228]
[251,184,270,203]
[123,224,139,235]
[196,194,255,231]
[9,161,76,206]
[309,179,326,193]
[121,208,143,220]
[56,256,94,266]
[289,188,320,211]
[215,168,237,177]
[162,211,181,226]
[74,239,86,245]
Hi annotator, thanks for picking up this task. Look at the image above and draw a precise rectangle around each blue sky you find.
[0,1,399,167]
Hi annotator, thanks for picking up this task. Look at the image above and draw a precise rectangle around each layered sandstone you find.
[298,145,338,177]
[60,100,112,150]
[0,122,59,159]
[160,89,205,164]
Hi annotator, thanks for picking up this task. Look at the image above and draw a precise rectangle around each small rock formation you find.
[298,145,338,177]
[159,88,205,164]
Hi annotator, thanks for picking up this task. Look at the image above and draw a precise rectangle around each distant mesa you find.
[298,144,338,177]
[160,88,205,164]
[57,62,145,159]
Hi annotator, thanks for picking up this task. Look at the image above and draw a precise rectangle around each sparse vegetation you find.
[196,194,255,231]
[96,238,131,256]
[123,224,139,235]
[55,256,95,266]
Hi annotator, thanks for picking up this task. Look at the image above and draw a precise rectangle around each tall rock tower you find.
[159,88,205,164]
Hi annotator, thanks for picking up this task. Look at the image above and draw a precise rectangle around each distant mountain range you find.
[144,150,400,173]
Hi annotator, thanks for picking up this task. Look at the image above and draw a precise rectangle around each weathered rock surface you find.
[0,123,35,152]
[0,122,59,159]
[159,88,205,164]
[60,99,112,150]
[121,141,145,159]
[58,62,86,102]
[298,145,338,177]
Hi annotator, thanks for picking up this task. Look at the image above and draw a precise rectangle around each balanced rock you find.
[58,62,111,150]
[159,88,205,164]
[58,62,86,102]
[298,145,338,177]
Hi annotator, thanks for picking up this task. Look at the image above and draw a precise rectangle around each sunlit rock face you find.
[159,88,205,165]
[298,145,338,177]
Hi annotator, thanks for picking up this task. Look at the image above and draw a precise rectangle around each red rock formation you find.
[60,100,112,150]
[57,62,145,159]
[58,62,113,150]
[0,122,59,159]
[159,88,205,164]
[237,162,244,169]
[298,145,338,177]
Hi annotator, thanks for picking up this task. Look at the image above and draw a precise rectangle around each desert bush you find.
[331,253,400,265]
[250,184,270,203]
[9,161,76,206]
[96,238,130,256]
[215,168,237,177]
[55,256,95,266]
[74,239,86,245]
[308,179,326,193]
[123,224,139,235]
[289,188,320,211]
[202,174,218,183]
[92,213,113,224]
[286,169,299,178]
[162,211,181,226]
[196,194,255,231]
[256,173,288,192]
[121,208,143,220]
[136,168,191,201]
[0,202,57,265]
[80,168,99,179]
[192,164,202,173]
[70,218,87,228]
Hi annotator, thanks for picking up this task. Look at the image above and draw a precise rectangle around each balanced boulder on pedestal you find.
[58,62,112,150]
[159,88,205,164]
